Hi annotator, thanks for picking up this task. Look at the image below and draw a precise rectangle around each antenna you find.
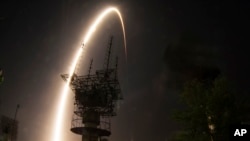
[11,104,20,141]
[13,104,20,121]
[88,59,93,77]
[104,36,113,70]
[114,56,118,80]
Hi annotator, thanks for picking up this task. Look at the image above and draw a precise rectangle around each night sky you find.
[0,0,250,141]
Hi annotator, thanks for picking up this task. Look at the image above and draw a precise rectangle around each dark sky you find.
[0,0,250,141]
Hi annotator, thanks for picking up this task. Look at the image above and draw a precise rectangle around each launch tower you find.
[61,36,123,141]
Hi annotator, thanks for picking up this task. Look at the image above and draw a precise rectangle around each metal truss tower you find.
[61,36,123,141]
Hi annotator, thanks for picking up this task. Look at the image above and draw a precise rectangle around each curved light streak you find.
[52,7,127,141]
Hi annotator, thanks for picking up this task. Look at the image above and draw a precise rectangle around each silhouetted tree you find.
[170,75,250,141]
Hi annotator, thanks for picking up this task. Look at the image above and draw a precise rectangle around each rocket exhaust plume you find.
[52,7,127,141]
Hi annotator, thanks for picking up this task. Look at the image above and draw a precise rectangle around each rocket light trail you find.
[52,7,127,141]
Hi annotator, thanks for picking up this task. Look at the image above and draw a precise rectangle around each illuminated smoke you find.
[52,7,127,141]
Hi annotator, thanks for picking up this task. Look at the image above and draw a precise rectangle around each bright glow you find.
[52,7,127,141]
